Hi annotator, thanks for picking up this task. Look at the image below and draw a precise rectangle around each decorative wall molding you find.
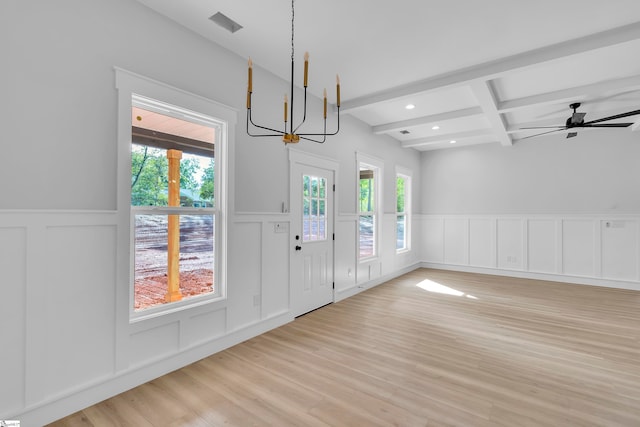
[417,214,640,291]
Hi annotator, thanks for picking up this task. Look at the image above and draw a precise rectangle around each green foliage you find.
[396,176,405,212]
[131,144,211,206]
[359,178,373,212]
[131,145,169,206]
[200,159,215,201]
[180,157,201,194]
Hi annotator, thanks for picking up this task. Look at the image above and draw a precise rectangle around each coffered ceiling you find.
[135,0,640,150]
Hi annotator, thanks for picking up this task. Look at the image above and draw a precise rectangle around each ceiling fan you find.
[520,102,640,140]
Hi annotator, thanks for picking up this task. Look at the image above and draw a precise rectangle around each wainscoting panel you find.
[562,219,595,278]
[444,218,468,265]
[601,219,638,281]
[0,227,27,414]
[528,220,557,274]
[422,218,444,263]
[335,215,357,291]
[129,321,180,368]
[183,307,227,348]
[262,221,291,318]
[419,214,640,291]
[227,221,264,330]
[497,218,524,270]
[43,224,117,399]
[469,219,494,268]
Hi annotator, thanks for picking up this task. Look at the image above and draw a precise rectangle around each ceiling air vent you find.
[209,12,243,34]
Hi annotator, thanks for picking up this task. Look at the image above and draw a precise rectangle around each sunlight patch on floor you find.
[416,279,478,300]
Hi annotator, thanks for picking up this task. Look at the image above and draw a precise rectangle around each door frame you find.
[288,149,339,316]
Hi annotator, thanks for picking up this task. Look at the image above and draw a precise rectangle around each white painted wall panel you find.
[381,214,398,275]
[421,133,640,215]
[528,220,557,274]
[444,218,467,265]
[423,218,444,263]
[469,219,493,268]
[184,308,227,348]
[130,322,180,368]
[562,220,595,277]
[335,217,356,291]
[497,219,523,270]
[262,222,290,317]
[421,214,640,291]
[43,225,117,396]
[227,222,262,330]
[601,220,638,281]
[0,227,26,413]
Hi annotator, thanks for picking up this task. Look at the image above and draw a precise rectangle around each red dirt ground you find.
[134,269,213,310]
[134,215,214,311]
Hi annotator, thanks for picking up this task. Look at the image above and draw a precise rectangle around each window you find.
[131,94,221,312]
[357,154,382,260]
[396,169,411,252]
[116,69,233,320]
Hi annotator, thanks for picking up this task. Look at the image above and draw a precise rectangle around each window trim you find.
[395,166,412,253]
[115,68,234,323]
[356,152,383,262]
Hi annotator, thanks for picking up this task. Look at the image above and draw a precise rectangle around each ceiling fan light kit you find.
[245,0,340,144]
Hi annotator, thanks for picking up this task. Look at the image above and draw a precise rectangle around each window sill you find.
[130,292,226,324]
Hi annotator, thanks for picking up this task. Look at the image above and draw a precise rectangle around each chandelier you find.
[246,0,340,144]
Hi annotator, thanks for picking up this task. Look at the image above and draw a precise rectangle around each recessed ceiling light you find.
[432,125,440,130]
[405,104,415,110]
[450,140,457,144]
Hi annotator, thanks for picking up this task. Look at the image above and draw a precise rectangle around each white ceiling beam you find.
[470,81,512,146]
[340,22,640,113]
[372,107,483,134]
[498,75,640,112]
[401,129,494,148]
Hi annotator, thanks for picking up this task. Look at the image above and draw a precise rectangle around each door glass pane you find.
[302,175,327,242]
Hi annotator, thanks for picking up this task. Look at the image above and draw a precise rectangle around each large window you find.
[116,69,232,320]
[130,95,221,313]
[396,169,411,252]
[358,154,382,260]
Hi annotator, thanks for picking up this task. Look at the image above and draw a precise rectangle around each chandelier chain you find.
[291,0,295,61]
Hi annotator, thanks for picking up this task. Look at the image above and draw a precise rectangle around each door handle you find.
[295,245,302,251]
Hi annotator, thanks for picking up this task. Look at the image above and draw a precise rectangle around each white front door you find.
[291,162,334,317]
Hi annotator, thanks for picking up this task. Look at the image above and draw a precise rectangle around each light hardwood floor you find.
[50,269,640,426]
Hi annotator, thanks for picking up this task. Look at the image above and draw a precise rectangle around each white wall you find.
[1,1,421,425]
[420,132,640,214]
[419,132,640,289]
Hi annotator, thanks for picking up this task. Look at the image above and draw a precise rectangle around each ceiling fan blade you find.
[519,128,565,140]
[566,132,578,139]
[519,126,566,130]
[583,109,640,125]
[582,123,632,128]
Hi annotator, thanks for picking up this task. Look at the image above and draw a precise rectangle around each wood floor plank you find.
[49,269,640,426]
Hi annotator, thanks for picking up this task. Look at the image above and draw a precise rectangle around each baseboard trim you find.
[335,263,422,302]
